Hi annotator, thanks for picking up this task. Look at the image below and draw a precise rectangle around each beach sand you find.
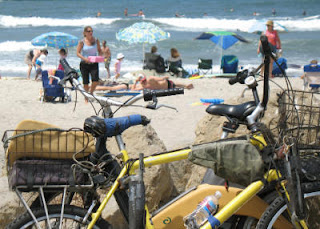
[0,74,303,224]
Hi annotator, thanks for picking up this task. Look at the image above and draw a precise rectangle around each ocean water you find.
[1,0,320,78]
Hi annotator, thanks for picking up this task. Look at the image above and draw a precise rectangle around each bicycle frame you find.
[86,36,304,229]
[88,147,191,228]
[6,42,304,229]
[87,133,291,229]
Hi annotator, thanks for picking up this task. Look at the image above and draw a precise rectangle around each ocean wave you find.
[0,15,120,27]
[0,41,34,52]
[151,17,320,32]
[1,14,320,32]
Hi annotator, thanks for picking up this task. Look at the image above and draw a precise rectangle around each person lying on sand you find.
[95,74,194,91]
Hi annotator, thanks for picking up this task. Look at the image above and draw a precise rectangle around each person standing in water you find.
[257,20,281,78]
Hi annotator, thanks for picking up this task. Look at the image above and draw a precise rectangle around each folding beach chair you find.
[168,60,189,78]
[272,57,287,77]
[221,55,239,73]
[198,58,213,75]
[302,62,320,91]
[40,70,71,103]
[143,52,160,70]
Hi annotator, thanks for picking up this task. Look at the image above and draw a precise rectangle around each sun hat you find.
[138,73,146,82]
[266,20,274,26]
[117,53,125,59]
[311,60,318,66]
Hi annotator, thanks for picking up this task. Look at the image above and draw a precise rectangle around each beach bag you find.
[272,57,287,77]
[155,56,166,73]
[189,137,264,186]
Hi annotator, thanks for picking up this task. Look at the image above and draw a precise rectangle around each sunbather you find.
[95,74,193,91]
[301,60,320,78]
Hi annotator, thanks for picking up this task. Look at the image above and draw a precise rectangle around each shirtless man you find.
[95,74,193,91]
[101,40,111,78]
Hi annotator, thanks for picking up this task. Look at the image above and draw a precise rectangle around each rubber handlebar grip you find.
[59,59,78,84]
[260,35,272,57]
[229,77,238,85]
[143,88,184,101]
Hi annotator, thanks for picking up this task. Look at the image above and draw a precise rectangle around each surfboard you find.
[189,73,236,79]
[189,75,204,79]
[191,102,212,106]
[203,73,237,78]
[304,15,320,20]
[97,90,141,97]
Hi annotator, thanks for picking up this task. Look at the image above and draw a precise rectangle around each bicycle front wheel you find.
[256,186,320,229]
[6,205,111,229]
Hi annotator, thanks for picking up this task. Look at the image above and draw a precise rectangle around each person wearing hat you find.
[257,20,282,78]
[113,53,125,80]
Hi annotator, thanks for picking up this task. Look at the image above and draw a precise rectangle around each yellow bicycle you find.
[3,36,320,228]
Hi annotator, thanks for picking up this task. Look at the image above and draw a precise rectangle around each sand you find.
[0,74,303,221]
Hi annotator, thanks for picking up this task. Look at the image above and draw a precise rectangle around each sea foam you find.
[0,41,34,52]
[1,14,320,32]
[0,15,120,27]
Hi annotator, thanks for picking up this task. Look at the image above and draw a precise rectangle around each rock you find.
[102,124,174,226]
[1,124,172,228]
[171,89,282,193]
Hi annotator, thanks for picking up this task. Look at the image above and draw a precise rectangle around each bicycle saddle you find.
[206,101,256,121]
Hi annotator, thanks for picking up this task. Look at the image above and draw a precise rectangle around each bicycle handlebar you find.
[228,69,249,85]
[225,36,272,129]
[84,114,150,138]
[143,88,184,101]
[58,59,184,110]
[260,35,271,108]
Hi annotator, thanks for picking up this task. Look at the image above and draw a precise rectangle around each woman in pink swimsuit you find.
[257,20,281,78]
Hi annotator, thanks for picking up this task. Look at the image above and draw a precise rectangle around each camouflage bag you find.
[189,137,264,186]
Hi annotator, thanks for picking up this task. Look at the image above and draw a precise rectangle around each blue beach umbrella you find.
[195,31,249,50]
[31,31,79,48]
[195,31,248,73]
[116,22,170,61]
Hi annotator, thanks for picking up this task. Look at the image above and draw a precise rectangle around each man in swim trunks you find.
[95,74,193,91]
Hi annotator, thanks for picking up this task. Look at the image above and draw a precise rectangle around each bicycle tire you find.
[256,185,320,229]
[6,205,111,229]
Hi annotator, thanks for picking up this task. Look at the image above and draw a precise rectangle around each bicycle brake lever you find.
[156,104,178,112]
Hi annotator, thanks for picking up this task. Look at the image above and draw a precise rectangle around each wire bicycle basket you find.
[2,120,95,190]
[278,90,320,151]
